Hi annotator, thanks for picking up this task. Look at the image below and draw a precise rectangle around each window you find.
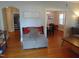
[59,13,64,25]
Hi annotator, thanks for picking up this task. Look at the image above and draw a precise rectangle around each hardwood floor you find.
[2,30,79,58]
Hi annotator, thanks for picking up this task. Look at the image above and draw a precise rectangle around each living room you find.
[0,1,79,58]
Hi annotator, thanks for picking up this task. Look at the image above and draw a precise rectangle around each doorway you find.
[46,9,65,36]
[13,13,20,31]
[2,7,20,32]
[2,6,20,41]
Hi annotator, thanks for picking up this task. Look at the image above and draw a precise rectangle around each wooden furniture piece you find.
[61,26,79,55]
[0,30,7,55]
[62,36,79,55]
[62,36,79,48]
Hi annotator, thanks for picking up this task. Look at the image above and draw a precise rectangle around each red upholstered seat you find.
[23,26,44,34]
[23,28,30,34]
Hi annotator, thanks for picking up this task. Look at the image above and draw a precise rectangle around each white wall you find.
[66,3,79,27]
[64,2,79,37]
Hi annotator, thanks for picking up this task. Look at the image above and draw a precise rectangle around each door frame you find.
[12,12,20,31]
[45,8,66,36]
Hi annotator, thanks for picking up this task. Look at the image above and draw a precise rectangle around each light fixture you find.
[6,7,9,8]
[74,10,79,17]
[46,11,51,14]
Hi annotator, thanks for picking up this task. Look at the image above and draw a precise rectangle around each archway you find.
[2,6,20,42]
[2,6,20,32]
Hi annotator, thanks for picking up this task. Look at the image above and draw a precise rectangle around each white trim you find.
[45,8,66,11]
[45,9,48,37]
[45,8,66,36]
